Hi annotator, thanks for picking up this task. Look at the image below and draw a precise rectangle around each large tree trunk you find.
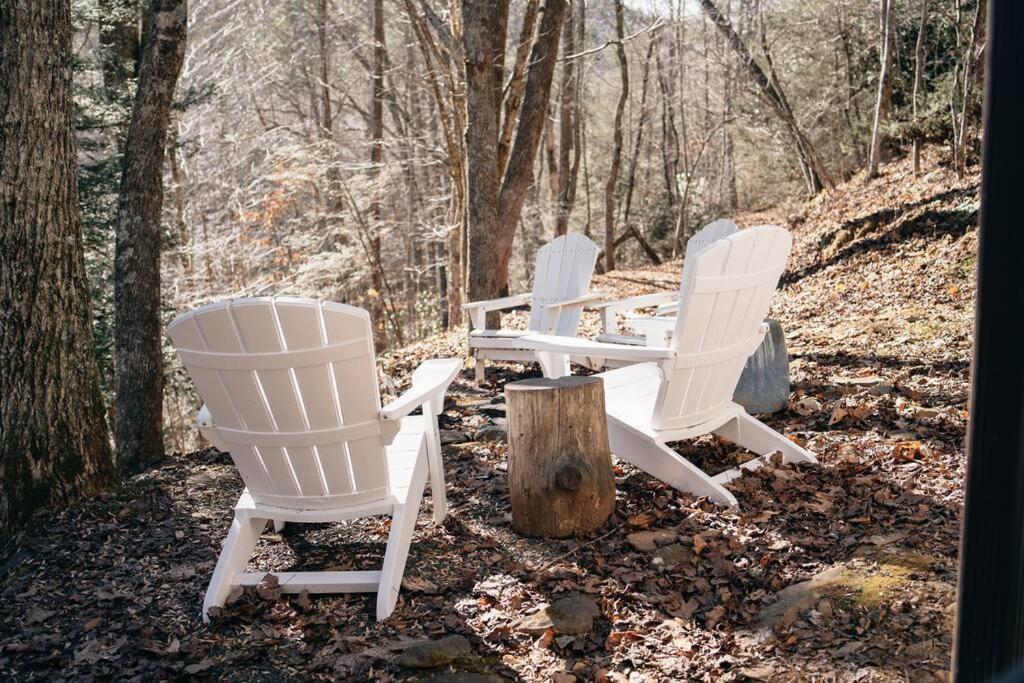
[462,0,508,324]
[463,0,567,315]
[867,0,893,179]
[698,0,831,194]
[113,0,187,473]
[0,0,117,534]
[604,0,628,273]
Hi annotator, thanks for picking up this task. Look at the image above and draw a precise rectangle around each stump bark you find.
[505,376,616,538]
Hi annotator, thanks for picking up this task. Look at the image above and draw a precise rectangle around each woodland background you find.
[1,0,984,533]
[0,0,985,677]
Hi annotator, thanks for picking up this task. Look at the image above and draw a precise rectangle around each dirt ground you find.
[0,157,977,681]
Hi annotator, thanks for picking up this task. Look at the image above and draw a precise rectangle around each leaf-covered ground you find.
[0,157,977,681]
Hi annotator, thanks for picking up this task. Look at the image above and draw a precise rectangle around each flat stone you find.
[473,425,507,443]
[478,406,506,418]
[833,375,885,387]
[440,429,470,446]
[748,565,845,640]
[627,529,677,552]
[733,319,790,415]
[396,635,472,669]
[512,595,600,636]
[651,543,692,569]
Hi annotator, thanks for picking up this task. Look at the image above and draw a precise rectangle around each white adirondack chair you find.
[592,219,739,350]
[463,232,602,383]
[519,225,816,505]
[168,297,461,622]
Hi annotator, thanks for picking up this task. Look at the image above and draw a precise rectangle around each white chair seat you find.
[595,333,645,347]
[599,363,662,439]
[469,329,530,338]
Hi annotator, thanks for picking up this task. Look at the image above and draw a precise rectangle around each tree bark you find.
[498,0,540,175]
[113,0,187,474]
[554,0,582,237]
[698,0,832,194]
[604,0,628,273]
[506,377,616,538]
[462,0,508,324]
[463,0,567,315]
[370,0,387,349]
[868,0,893,179]
[316,0,332,137]
[0,0,117,535]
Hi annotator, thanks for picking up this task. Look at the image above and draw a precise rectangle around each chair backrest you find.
[528,232,599,336]
[679,219,739,302]
[652,225,792,431]
[168,297,391,511]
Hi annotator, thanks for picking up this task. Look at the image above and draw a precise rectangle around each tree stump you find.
[505,377,616,538]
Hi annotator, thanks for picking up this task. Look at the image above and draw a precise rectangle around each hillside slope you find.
[0,156,978,681]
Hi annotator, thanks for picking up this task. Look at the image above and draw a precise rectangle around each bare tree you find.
[604,0,628,273]
[554,0,583,237]
[1,0,116,534]
[698,0,832,194]
[113,0,188,473]
[868,0,894,179]
[369,0,387,348]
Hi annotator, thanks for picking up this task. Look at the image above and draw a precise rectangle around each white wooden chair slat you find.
[168,297,461,622]
[465,232,599,382]
[594,220,739,347]
[519,225,817,506]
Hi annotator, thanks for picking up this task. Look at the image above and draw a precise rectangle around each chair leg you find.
[423,396,448,524]
[474,358,485,385]
[272,520,286,533]
[713,407,817,466]
[376,450,428,620]
[203,512,267,622]
[608,422,738,505]
[537,351,570,379]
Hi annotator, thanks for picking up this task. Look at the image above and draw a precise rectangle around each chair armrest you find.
[588,292,679,312]
[654,301,680,315]
[462,293,533,330]
[588,292,679,335]
[520,332,676,362]
[461,293,532,313]
[625,315,676,331]
[540,292,609,316]
[380,358,462,422]
[623,315,676,347]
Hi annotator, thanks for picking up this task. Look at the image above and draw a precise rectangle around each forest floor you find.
[0,155,979,682]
